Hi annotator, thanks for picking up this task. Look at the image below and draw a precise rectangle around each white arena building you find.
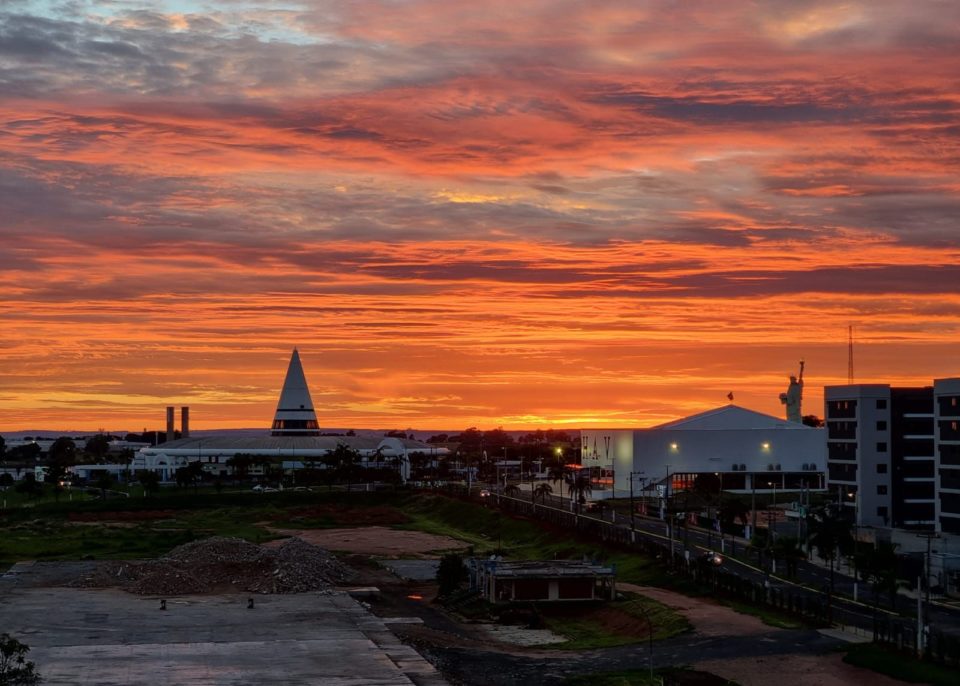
[580,405,826,499]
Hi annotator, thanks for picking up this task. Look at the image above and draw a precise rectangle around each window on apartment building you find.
[877,464,888,474]
[877,485,888,495]
[877,399,887,410]
[876,442,888,452]
[877,421,887,431]
[877,506,888,518]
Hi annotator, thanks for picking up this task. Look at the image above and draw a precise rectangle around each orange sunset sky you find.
[1,1,959,432]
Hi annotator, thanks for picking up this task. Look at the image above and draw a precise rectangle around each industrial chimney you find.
[181,407,190,438]
[166,406,175,440]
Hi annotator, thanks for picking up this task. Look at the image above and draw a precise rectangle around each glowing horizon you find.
[2,1,959,433]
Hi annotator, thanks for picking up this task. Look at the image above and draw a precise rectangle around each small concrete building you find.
[470,559,616,603]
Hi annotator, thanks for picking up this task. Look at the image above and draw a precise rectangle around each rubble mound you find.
[73,536,354,595]
[165,537,268,565]
[251,537,355,594]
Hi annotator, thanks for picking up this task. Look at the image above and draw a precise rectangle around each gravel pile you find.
[249,537,355,594]
[73,536,354,595]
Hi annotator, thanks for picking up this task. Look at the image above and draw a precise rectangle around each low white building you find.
[131,349,446,482]
[131,435,441,482]
[580,405,825,499]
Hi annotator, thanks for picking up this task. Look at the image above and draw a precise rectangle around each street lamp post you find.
[850,489,859,602]
[629,471,645,532]
[665,464,673,566]
[767,480,777,575]
[503,446,508,491]
[556,447,564,503]
[718,472,724,554]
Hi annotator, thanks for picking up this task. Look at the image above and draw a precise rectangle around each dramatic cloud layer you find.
[1,0,959,431]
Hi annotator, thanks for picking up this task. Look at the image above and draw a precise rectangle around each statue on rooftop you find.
[779,360,804,423]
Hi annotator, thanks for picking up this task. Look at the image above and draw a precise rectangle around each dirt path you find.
[620,583,913,686]
[695,652,912,686]
[265,525,466,557]
[619,582,769,637]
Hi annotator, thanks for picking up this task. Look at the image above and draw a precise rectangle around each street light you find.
[664,464,673,566]
[767,479,777,575]
[849,489,859,601]
[555,447,565,503]
[503,446,508,493]
[629,471,646,531]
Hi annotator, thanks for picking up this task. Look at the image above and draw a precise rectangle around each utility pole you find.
[665,464,673,566]
[913,530,938,656]
[629,471,645,533]
[851,489,859,602]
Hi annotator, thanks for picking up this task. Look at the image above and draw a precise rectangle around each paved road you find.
[480,487,960,639]
[415,626,845,686]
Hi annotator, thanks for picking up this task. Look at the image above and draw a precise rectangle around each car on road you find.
[700,551,723,566]
[479,489,491,498]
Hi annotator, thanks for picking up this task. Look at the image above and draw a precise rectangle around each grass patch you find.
[0,505,285,569]
[0,490,413,570]
[544,592,690,650]
[272,503,409,529]
[843,643,960,685]
[396,494,671,586]
[0,520,198,566]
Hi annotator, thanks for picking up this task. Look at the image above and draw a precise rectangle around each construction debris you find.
[74,536,354,595]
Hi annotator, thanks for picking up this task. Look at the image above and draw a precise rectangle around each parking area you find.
[0,587,444,685]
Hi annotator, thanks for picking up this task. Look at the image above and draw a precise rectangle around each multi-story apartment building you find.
[827,378,960,535]
[935,378,960,534]
[825,385,936,530]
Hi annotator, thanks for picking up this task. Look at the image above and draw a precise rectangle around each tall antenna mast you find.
[847,325,855,384]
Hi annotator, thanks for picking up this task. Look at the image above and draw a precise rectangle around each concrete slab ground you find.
[0,588,446,685]
[379,559,440,581]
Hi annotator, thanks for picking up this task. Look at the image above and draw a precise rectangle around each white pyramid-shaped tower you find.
[270,348,321,436]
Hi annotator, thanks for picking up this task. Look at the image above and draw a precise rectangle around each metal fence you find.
[457,488,960,668]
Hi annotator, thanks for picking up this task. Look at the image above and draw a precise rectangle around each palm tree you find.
[548,464,568,502]
[569,473,593,511]
[225,454,253,482]
[858,541,902,611]
[771,536,805,577]
[533,482,553,503]
[504,483,521,499]
[808,510,853,593]
[718,496,751,531]
[325,443,362,491]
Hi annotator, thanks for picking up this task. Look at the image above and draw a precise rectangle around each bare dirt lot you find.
[619,582,769,637]
[266,525,466,556]
[275,527,916,686]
